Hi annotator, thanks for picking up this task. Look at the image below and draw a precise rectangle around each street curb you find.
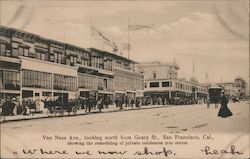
[0,105,171,124]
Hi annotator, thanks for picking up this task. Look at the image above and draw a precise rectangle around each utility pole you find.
[127,16,130,59]
[169,66,172,99]
[90,18,93,48]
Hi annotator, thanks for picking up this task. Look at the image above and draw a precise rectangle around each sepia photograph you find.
[0,0,249,158]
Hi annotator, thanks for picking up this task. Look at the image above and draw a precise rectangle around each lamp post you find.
[61,76,67,106]
[168,66,173,100]
[61,78,63,106]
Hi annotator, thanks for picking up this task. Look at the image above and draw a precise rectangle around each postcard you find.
[0,0,249,158]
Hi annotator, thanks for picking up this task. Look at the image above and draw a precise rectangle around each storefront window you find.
[54,52,62,64]
[150,82,159,88]
[98,78,104,90]
[22,70,52,89]
[0,70,3,89]
[91,57,100,68]
[1,70,20,90]
[78,74,98,90]
[0,43,6,56]
[70,56,77,66]
[116,61,122,68]
[36,51,46,61]
[19,47,29,57]
[162,81,169,87]
[114,74,125,91]
[99,57,104,69]
[83,59,90,66]
[137,79,143,90]
[12,48,18,57]
[104,59,112,71]
[107,79,113,92]
[53,74,77,91]
[98,78,108,91]
[126,77,136,90]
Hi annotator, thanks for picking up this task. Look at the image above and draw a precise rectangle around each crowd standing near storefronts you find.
[0,95,206,117]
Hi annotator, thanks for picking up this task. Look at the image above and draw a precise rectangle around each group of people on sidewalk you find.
[82,97,110,113]
[1,91,234,121]
[114,97,142,109]
[0,98,46,117]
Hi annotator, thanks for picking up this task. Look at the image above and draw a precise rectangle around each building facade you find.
[217,77,248,99]
[216,82,237,98]
[137,61,207,101]
[0,26,144,104]
[234,77,248,98]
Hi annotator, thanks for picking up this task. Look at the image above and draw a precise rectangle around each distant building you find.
[217,82,238,97]
[217,77,248,99]
[0,25,144,104]
[136,61,207,100]
[234,77,248,98]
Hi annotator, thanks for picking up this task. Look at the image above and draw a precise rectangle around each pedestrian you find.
[91,98,96,110]
[97,98,103,112]
[218,92,233,118]
[207,96,210,109]
[105,97,110,109]
[125,97,129,107]
[40,100,45,113]
[158,97,162,105]
[85,97,91,112]
[207,100,210,109]
[118,98,123,109]
[9,98,16,116]
[136,98,140,108]
[131,98,134,108]
[114,98,118,108]
[24,105,30,115]
[0,99,8,121]
[215,98,219,108]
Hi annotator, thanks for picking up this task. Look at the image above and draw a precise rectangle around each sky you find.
[0,0,249,84]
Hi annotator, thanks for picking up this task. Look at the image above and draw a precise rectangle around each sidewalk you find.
[1,104,170,123]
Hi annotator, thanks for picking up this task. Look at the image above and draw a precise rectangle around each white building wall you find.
[138,62,179,81]
[20,56,78,77]
[143,65,171,80]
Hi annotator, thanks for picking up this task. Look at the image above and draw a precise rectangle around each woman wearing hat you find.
[218,91,233,118]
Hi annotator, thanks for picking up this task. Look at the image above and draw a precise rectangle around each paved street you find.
[1,101,249,134]
[1,101,249,158]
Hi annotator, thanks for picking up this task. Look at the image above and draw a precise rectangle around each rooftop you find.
[88,48,136,63]
[138,61,179,69]
[0,25,135,62]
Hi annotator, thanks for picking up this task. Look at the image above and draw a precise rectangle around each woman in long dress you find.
[218,92,233,118]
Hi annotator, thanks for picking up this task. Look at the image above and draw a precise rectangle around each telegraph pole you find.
[127,16,130,59]
[169,66,172,99]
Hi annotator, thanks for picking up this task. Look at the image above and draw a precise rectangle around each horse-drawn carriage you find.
[0,100,16,116]
[0,98,17,122]
[208,86,223,108]
[44,96,81,116]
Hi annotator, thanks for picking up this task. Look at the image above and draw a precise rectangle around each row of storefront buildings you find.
[0,25,144,104]
[136,61,208,101]
[1,25,247,105]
